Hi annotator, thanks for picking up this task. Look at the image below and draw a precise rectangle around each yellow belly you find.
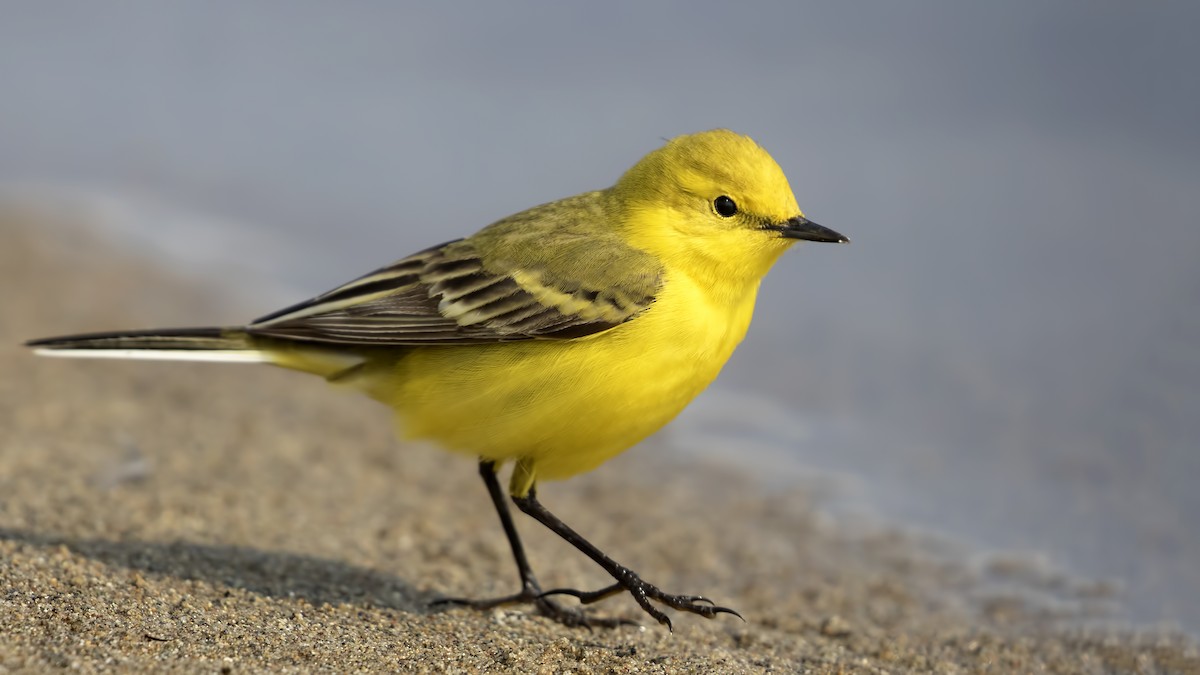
[347,271,758,482]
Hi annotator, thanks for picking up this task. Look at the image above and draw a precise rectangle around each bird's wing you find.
[247,223,662,347]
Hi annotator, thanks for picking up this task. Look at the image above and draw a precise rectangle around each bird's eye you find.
[714,195,738,217]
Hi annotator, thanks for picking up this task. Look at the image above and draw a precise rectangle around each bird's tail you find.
[25,327,270,363]
[26,326,367,378]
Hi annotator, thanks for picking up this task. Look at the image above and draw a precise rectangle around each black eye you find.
[714,195,738,217]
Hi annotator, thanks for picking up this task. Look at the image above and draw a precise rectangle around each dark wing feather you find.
[246,238,661,346]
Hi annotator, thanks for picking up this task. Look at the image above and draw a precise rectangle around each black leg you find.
[432,461,632,628]
[478,459,539,598]
[513,487,742,632]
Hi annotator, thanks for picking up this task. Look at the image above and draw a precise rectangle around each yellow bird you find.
[27,129,847,629]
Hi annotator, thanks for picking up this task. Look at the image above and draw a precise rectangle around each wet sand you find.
[2,208,1196,673]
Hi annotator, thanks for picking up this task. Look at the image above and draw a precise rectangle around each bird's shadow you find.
[0,528,436,614]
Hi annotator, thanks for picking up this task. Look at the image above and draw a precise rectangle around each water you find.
[3,2,1197,635]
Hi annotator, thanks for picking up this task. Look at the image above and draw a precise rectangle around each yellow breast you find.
[352,268,759,482]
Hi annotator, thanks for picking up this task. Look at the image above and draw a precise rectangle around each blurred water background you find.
[2,3,1197,634]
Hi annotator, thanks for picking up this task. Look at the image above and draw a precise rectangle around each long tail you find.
[25,327,270,363]
[26,326,367,379]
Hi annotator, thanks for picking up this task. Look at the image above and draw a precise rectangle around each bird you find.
[26,129,848,630]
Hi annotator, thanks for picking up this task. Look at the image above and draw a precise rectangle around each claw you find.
[538,575,741,629]
[720,607,747,622]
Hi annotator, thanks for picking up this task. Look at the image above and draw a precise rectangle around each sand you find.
[2,208,1196,673]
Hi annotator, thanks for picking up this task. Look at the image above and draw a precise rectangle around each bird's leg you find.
[432,460,631,628]
[513,488,743,632]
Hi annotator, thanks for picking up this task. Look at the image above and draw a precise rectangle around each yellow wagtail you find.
[27,129,848,629]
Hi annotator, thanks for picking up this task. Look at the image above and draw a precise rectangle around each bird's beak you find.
[774,216,849,243]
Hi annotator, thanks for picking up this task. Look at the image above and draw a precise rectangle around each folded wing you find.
[248,238,661,346]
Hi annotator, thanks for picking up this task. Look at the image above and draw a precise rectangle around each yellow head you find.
[611,129,846,288]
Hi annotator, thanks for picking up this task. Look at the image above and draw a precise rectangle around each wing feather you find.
[246,235,661,346]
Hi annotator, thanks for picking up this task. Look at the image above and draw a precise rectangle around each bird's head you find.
[612,129,846,286]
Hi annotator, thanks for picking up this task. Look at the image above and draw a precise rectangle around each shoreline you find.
[2,206,1196,672]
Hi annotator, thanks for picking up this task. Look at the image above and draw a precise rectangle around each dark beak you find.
[773,216,849,243]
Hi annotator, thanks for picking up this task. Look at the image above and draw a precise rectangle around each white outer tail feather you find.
[32,348,273,363]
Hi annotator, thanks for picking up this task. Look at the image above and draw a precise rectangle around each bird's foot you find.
[432,582,636,629]
[540,575,743,632]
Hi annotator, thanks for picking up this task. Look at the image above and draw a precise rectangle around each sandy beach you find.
[2,208,1196,673]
